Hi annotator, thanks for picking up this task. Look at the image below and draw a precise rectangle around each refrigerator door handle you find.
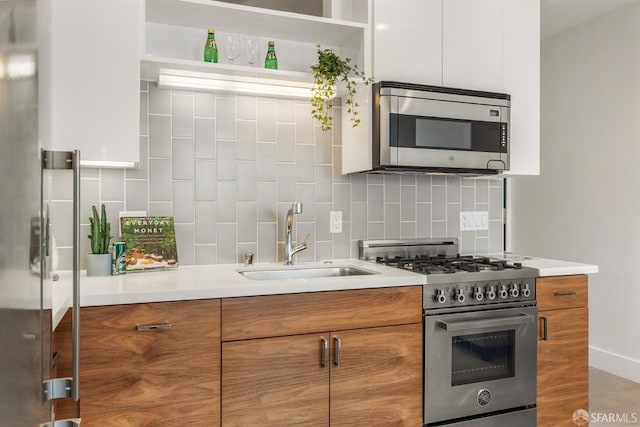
[71,150,80,401]
[41,150,81,403]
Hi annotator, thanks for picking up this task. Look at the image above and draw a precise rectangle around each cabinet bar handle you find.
[554,291,577,296]
[540,316,548,341]
[320,338,328,368]
[334,336,342,367]
[136,321,172,332]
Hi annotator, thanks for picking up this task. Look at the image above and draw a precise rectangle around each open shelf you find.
[142,0,369,84]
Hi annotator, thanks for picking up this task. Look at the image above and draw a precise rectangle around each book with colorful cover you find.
[120,216,178,271]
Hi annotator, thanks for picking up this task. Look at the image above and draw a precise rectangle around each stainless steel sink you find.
[238,265,376,281]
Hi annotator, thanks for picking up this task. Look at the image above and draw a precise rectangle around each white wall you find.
[509,2,640,382]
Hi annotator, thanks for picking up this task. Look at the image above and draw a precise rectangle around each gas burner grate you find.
[376,254,523,274]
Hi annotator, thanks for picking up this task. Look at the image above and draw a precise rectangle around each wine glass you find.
[223,32,241,63]
[244,35,260,65]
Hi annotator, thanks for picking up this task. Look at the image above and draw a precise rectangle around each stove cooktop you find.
[359,238,537,286]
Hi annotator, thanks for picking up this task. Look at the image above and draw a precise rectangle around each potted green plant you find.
[310,45,373,132]
[86,204,113,276]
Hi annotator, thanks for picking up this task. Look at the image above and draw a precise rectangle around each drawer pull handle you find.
[136,321,172,332]
[540,316,548,341]
[554,291,577,297]
[321,338,328,368]
[334,336,342,367]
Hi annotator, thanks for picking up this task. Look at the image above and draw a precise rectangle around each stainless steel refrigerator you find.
[1,1,80,425]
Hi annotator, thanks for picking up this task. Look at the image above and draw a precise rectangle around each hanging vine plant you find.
[310,45,373,132]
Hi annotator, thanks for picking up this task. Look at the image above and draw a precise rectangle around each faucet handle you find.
[302,233,310,246]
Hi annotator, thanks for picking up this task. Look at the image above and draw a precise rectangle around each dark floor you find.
[590,367,640,426]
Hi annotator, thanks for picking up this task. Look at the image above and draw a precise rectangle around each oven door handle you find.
[437,313,534,332]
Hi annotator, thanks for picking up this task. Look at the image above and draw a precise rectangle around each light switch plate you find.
[330,211,342,233]
[460,211,489,231]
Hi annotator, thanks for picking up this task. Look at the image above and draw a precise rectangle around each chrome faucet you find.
[284,202,308,265]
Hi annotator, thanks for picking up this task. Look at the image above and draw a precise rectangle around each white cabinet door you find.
[503,0,540,175]
[42,0,141,167]
[372,0,442,84]
[442,0,503,92]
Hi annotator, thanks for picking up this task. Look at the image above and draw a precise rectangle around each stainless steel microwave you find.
[371,81,510,174]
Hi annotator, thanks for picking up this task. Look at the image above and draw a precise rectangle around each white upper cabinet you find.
[367,0,540,175]
[503,0,540,176]
[372,0,442,84]
[442,0,503,92]
[40,0,141,168]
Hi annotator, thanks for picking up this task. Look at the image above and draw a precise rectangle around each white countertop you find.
[50,255,599,330]
[51,259,425,329]
[492,254,599,277]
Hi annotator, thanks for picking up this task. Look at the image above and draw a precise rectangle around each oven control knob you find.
[509,283,520,298]
[435,289,447,304]
[521,283,531,298]
[473,287,484,301]
[485,285,497,301]
[498,284,509,299]
[454,288,465,303]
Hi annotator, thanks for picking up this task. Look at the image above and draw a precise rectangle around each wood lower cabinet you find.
[537,275,589,427]
[221,286,423,427]
[79,299,220,426]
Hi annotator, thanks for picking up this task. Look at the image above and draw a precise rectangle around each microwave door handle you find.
[437,313,534,332]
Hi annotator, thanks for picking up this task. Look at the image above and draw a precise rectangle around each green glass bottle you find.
[204,28,218,63]
[264,40,278,70]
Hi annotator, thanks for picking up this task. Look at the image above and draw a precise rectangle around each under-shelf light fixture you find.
[157,68,329,100]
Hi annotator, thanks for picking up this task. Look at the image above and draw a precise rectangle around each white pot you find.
[86,253,112,276]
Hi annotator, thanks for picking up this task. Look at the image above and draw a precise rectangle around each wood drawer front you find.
[79,299,221,426]
[221,286,423,341]
[537,275,588,311]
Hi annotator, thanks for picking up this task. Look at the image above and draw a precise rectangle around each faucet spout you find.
[284,203,307,265]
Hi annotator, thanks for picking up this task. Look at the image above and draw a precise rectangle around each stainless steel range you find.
[359,239,537,427]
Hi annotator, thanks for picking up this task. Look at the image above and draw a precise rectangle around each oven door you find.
[424,306,537,424]
[379,94,509,171]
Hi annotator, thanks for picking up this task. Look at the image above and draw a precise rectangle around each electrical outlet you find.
[330,211,342,233]
[460,211,489,231]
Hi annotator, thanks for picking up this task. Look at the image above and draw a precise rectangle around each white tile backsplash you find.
[50,82,505,270]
